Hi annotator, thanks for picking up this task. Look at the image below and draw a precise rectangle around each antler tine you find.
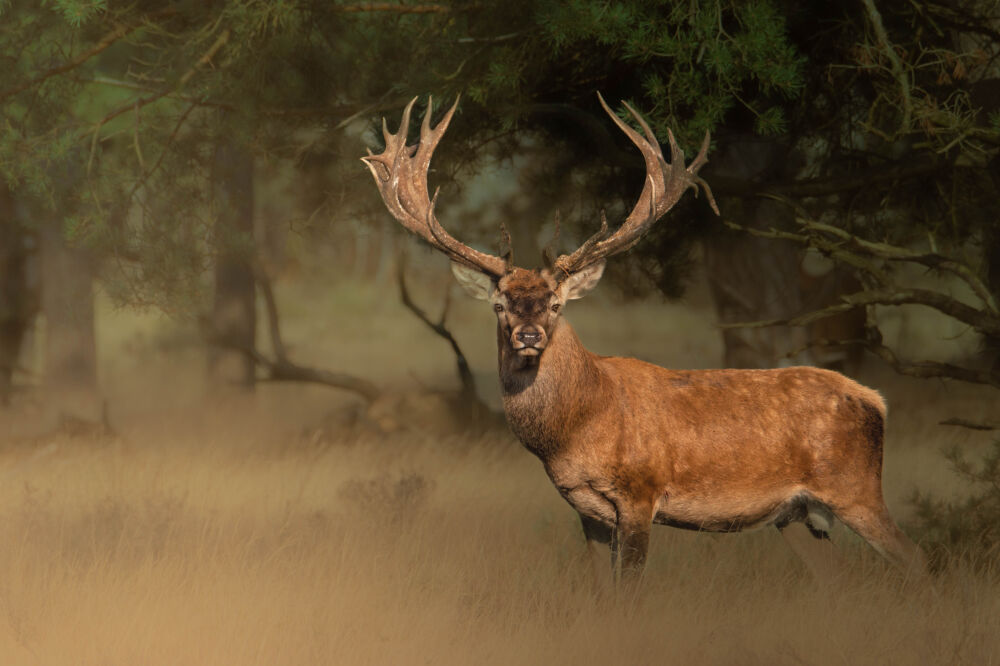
[553,93,718,278]
[499,223,514,270]
[621,99,665,162]
[416,95,459,166]
[692,131,720,215]
[395,97,418,147]
[362,95,508,277]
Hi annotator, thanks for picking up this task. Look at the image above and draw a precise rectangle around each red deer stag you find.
[362,95,927,586]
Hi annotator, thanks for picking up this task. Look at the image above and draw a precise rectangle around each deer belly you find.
[653,492,796,533]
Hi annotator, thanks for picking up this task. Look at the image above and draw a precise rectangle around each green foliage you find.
[0,0,812,310]
[0,2,367,309]
[465,0,806,147]
[1,0,995,321]
[51,0,106,26]
[913,440,1000,567]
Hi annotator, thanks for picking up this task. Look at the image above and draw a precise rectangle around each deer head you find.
[362,95,719,366]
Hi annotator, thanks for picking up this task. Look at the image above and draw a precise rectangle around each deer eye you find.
[494,303,504,313]
[550,303,561,313]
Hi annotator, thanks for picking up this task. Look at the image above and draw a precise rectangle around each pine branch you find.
[0,8,180,103]
[85,28,230,134]
[333,3,453,13]
[862,0,913,132]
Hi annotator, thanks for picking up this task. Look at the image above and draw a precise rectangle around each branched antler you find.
[361,96,509,276]
[552,94,719,277]
[365,94,718,283]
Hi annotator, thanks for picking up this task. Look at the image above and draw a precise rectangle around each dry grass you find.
[1,422,997,666]
[1,269,998,665]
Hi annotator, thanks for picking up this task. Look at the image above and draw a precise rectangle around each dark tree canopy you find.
[0,0,997,375]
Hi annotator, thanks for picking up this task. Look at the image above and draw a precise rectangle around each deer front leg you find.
[613,502,653,592]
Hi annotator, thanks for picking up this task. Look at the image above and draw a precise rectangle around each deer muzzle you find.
[512,325,547,356]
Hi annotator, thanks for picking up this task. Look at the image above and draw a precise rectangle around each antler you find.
[362,96,509,277]
[552,94,719,278]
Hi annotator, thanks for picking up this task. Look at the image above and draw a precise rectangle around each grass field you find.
[0,267,997,665]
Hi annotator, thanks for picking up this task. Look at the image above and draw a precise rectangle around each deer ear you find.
[563,260,605,300]
[451,262,494,300]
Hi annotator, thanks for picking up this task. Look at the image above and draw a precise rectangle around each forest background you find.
[0,1,999,663]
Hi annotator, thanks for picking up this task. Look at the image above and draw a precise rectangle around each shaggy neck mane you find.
[498,319,608,457]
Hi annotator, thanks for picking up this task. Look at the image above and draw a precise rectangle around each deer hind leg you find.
[778,522,842,582]
[775,496,842,581]
[833,500,928,578]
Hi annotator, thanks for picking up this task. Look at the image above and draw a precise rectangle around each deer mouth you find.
[511,337,545,356]
[515,346,543,357]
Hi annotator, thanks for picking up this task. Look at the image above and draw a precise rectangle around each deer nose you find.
[517,329,542,346]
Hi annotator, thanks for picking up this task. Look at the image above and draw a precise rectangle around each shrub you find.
[912,439,1000,568]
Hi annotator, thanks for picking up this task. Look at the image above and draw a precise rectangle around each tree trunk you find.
[984,218,1000,372]
[0,184,38,403]
[703,136,808,368]
[41,214,97,414]
[208,140,257,390]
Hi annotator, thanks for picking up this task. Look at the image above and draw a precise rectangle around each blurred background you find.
[0,2,999,663]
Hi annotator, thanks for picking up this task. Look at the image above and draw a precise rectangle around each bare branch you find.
[254,263,288,362]
[723,286,1000,339]
[723,220,893,283]
[774,210,997,313]
[207,267,380,403]
[727,209,999,325]
[862,339,1000,389]
[939,418,999,431]
[132,102,146,171]
[752,326,1000,389]
[398,262,477,400]
[721,295,1000,388]
[722,205,1000,390]
[253,354,381,402]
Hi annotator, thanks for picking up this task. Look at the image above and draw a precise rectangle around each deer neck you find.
[498,319,605,458]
